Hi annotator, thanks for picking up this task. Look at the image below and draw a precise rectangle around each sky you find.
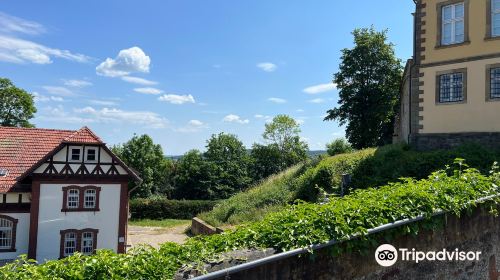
[0,1,414,155]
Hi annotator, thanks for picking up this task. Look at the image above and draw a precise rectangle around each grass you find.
[128,219,190,228]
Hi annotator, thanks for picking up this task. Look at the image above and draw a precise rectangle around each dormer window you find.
[70,148,81,161]
[0,169,7,177]
[87,149,97,162]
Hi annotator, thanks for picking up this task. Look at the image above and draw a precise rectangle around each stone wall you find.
[411,132,500,151]
[180,206,500,280]
[190,217,222,236]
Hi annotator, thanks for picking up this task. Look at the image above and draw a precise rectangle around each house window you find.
[487,65,500,100]
[87,149,97,162]
[493,0,500,37]
[62,186,101,212]
[70,148,81,161]
[81,232,95,255]
[84,189,96,209]
[63,232,77,257]
[60,229,98,258]
[437,70,466,103]
[441,2,465,45]
[0,215,17,252]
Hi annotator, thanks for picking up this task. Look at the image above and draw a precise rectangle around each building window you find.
[0,215,17,252]
[81,232,95,255]
[493,0,500,37]
[87,149,97,162]
[70,148,81,161]
[437,69,467,103]
[442,2,465,45]
[60,229,98,258]
[84,189,96,209]
[62,186,101,212]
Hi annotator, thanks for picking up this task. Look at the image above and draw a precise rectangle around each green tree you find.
[204,133,251,199]
[173,150,213,200]
[0,78,37,127]
[112,134,172,198]
[326,138,353,156]
[324,28,403,149]
[251,115,308,180]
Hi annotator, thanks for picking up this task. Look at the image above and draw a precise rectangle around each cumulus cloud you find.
[0,35,90,64]
[308,98,326,104]
[268,97,287,104]
[257,62,277,72]
[96,47,151,77]
[73,106,169,129]
[176,119,207,133]
[63,79,92,88]
[223,114,249,124]
[121,76,157,85]
[0,12,46,35]
[88,99,118,106]
[303,83,337,94]
[33,92,64,102]
[42,86,75,97]
[158,94,195,105]
[134,87,164,95]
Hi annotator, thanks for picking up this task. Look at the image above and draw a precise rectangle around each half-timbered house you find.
[0,126,140,263]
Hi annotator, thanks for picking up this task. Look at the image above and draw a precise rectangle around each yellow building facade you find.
[396,0,500,149]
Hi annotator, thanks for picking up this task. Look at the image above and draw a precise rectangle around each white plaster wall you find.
[0,213,30,260]
[37,183,121,262]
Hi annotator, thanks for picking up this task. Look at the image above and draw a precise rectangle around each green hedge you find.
[130,198,219,220]
[2,162,499,279]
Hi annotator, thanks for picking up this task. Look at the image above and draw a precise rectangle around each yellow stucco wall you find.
[420,57,500,133]
[422,0,500,64]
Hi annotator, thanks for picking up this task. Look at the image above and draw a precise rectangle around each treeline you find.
[113,115,309,200]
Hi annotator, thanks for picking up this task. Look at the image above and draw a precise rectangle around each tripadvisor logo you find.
[374,244,481,267]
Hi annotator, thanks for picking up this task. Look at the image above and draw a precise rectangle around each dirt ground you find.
[127,223,190,248]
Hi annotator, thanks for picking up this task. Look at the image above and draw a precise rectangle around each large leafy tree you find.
[324,28,403,149]
[204,133,251,198]
[173,149,213,200]
[0,78,37,127]
[112,134,173,198]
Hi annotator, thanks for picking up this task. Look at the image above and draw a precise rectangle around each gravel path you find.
[127,223,190,248]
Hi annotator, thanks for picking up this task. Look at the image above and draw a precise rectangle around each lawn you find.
[128,219,190,228]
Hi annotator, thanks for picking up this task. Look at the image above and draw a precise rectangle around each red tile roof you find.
[0,126,103,192]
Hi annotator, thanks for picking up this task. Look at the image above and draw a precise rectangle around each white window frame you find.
[67,189,80,209]
[83,189,96,209]
[63,232,77,257]
[86,148,97,162]
[0,218,13,250]
[81,232,94,255]
[69,147,82,162]
[442,2,465,45]
[493,0,500,37]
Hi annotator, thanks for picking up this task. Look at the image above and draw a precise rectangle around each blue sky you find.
[0,1,414,155]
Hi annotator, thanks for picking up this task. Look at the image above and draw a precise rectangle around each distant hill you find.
[167,150,327,161]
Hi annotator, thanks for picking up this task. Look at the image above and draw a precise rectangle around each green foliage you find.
[112,134,174,198]
[293,149,376,201]
[0,78,37,128]
[3,163,499,279]
[128,219,190,228]
[326,138,354,156]
[199,164,305,227]
[173,149,213,200]
[325,27,403,149]
[129,198,219,220]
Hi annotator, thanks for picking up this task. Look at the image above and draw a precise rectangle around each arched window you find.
[0,215,17,252]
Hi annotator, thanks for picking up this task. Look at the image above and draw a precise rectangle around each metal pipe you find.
[193,194,499,280]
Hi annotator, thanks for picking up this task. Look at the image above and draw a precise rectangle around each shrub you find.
[3,162,499,279]
[326,138,354,156]
[130,198,219,220]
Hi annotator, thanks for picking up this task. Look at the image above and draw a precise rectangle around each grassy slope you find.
[128,219,190,228]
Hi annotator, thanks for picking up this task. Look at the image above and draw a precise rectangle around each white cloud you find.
[257,62,277,72]
[296,109,305,113]
[121,76,158,85]
[0,35,90,64]
[134,87,164,95]
[0,12,46,35]
[88,99,118,106]
[96,47,150,77]
[158,94,195,105]
[309,98,326,104]
[42,86,75,97]
[72,107,169,129]
[255,114,272,120]
[223,114,249,124]
[303,83,337,94]
[268,97,287,104]
[176,119,207,133]
[189,120,204,126]
[63,79,92,88]
[34,92,63,102]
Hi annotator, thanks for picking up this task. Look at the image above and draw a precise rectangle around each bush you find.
[3,163,499,279]
[326,138,354,156]
[130,198,220,220]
